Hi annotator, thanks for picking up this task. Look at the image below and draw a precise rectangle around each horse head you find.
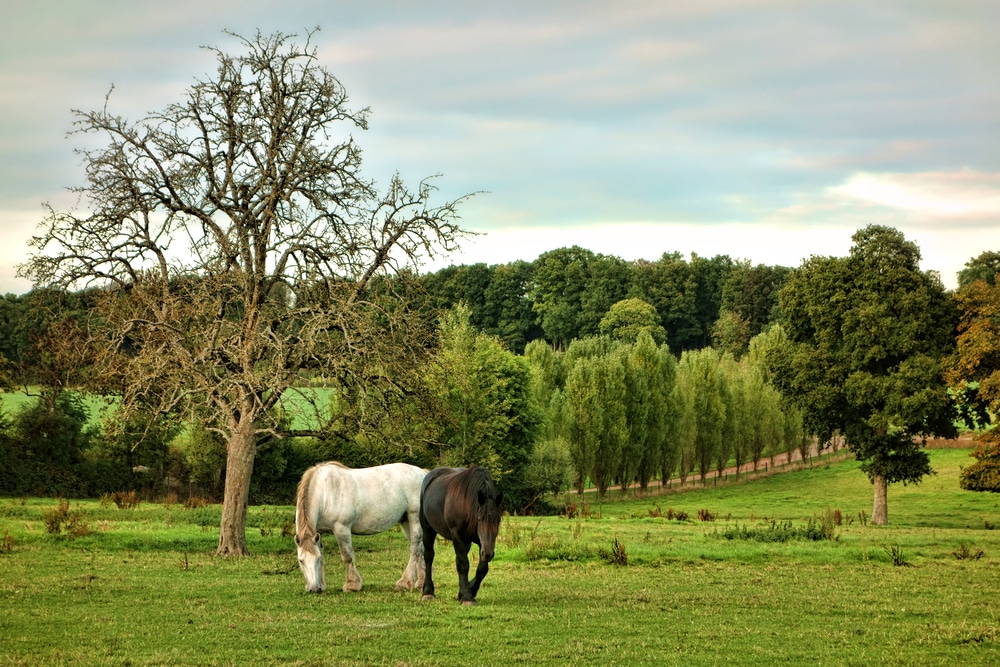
[295,529,325,593]
[475,488,503,563]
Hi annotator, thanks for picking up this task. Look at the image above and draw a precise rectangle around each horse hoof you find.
[461,600,477,607]
[421,594,435,601]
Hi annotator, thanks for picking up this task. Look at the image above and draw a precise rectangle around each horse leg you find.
[420,527,436,601]
[453,539,476,605]
[469,545,492,598]
[395,515,424,591]
[333,525,363,592]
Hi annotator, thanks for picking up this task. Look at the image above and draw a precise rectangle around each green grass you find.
[0,386,333,431]
[1,448,998,665]
[0,388,116,424]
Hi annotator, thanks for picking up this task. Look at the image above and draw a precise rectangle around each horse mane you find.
[450,465,501,528]
[296,461,351,538]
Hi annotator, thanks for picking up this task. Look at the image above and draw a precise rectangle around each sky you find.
[2,0,998,294]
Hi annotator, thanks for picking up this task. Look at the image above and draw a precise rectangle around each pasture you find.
[0,448,998,666]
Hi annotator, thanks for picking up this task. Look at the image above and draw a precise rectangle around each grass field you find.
[0,448,998,666]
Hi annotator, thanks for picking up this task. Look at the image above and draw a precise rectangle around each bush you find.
[525,437,573,498]
[41,498,90,538]
[183,421,227,501]
[959,437,1000,493]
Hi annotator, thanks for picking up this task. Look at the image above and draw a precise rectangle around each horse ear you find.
[496,491,504,507]
[294,534,301,545]
[478,489,486,506]
[313,533,321,544]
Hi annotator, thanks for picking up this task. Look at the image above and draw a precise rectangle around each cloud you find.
[828,170,1000,223]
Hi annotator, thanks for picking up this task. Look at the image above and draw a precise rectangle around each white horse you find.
[294,461,426,594]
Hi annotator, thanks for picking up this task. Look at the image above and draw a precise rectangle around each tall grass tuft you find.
[817,507,840,541]
[713,518,833,543]
[952,543,985,560]
[884,544,910,567]
[607,535,628,566]
[0,529,14,554]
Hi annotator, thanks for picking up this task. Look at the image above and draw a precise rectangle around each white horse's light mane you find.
[296,461,351,539]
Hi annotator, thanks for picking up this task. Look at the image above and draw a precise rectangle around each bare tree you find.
[19,30,469,555]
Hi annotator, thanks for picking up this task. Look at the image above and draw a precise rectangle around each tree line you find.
[420,247,791,356]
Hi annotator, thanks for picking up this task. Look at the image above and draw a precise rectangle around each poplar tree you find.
[677,348,726,484]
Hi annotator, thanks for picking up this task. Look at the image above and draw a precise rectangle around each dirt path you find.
[577,441,850,497]
[575,436,977,498]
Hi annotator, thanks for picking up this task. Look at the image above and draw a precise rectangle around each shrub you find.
[959,440,1000,493]
[111,490,141,510]
[41,498,90,538]
[697,509,717,522]
[563,502,594,519]
[817,507,840,541]
[183,495,210,509]
[525,437,573,499]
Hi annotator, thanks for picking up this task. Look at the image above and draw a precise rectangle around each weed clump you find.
[952,543,985,561]
[816,507,840,541]
[605,536,628,566]
[0,529,14,554]
[41,498,90,538]
[713,517,834,543]
[110,491,141,510]
[883,544,910,567]
[524,534,597,562]
[564,502,595,520]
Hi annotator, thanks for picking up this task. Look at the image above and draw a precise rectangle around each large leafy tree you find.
[530,247,630,348]
[946,251,1000,426]
[19,30,467,555]
[773,225,957,525]
[720,261,792,339]
[422,305,542,508]
[481,260,541,354]
[599,297,667,345]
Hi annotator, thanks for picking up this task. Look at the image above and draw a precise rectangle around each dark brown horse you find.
[419,465,503,606]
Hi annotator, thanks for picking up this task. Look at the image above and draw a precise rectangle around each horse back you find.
[309,462,425,535]
[419,466,478,541]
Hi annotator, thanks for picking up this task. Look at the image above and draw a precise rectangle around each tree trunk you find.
[216,416,256,556]
[871,474,888,526]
